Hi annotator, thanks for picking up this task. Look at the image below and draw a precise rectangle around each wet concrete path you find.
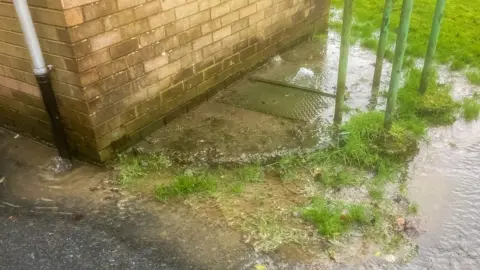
[0,128,252,269]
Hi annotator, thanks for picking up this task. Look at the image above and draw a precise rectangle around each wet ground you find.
[2,28,480,269]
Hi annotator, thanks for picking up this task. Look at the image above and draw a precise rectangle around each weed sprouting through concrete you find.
[155,172,217,202]
[117,152,172,185]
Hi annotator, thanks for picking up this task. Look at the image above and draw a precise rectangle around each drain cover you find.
[217,80,328,122]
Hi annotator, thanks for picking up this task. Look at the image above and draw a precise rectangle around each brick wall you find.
[0,0,330,161]
[0,0,93,156]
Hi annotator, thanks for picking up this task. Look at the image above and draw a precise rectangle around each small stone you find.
[385,254,396,263]
[396,217,406,226]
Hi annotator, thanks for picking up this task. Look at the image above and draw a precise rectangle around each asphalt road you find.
[0,204,201,270]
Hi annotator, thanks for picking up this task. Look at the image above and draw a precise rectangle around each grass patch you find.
[330,0,480,79]
[302,198,373,239]
[155,173,217,201]
[234,165,264,183]
[117,152,171,185]
[308,111,421,171]
[466,70,480,85]
[368,186,384,201]
[407,203,419,215]
[462,96,480,121]
[243,214,309,252]
[315,166,363,189]
[397,68,459,126]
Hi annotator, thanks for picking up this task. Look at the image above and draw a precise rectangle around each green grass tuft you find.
[407,203,419,215]
[234,165,264,183]
[466,70,480,86]
[397,68,459,126]
[302,198,372,239]
[462,96,480,121]
[117,152,171,185]
[315,166,363,189]
[155,173,217,201]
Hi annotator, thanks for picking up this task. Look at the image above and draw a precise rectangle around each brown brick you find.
[221,11,239,26]
[144,76,171,98]
[211,2,230,19]
[120,19,150,39]
[148,10,175,29]
[198,0,220,11]
[127,64,145,80]
[72,39,92,58]
[161,83,183,101]
[64,7,84,26]
[57,95,89,114]
[201,18,221,35]
[109,39,139,59]
[30,6,67,26]
[189,10,210,27]
[203,62,222,78]
[77,49,111,72]
[160,0,185,10]
[61,0,97,9]
[133,0,160,19]
[144,54,168,72]
[165,18,189,37]
[231,0,248,11]
[84,71,130,99]
[103,9,135,31]
[172,66,193,84]
[239,3,256,18]
[177,26,202,44]
[90,30,122,51]
[184,73,203,90]
[175,2,198,19]
[68,19,105,42]
[82,0,118,21]
[202,40,222,58]
[88,82,133,112]
[97,57,128,78]
[169,44,191,61]
[232,18,248,33]
[139,27,165,47]
[79,69,100,86]
[157,60,181,80]
[213,25,231,41]
[192,34,212,51]
[117,0,145,10]
[39,39,74,58]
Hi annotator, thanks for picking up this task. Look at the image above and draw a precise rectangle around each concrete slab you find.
[136,101,327,165]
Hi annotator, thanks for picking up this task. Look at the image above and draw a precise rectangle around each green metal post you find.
[372,0,393,97]
[418,0,446,94]
[384,0,414,130]
[333,0,353,126]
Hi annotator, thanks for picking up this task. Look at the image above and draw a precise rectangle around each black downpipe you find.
[35,71,72,160]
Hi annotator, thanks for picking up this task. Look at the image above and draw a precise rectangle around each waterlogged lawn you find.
[331,0,480,71]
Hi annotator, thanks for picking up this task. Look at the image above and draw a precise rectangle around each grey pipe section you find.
[12,0,48,75]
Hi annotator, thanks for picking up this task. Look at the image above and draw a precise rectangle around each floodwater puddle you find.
[122,26,480,269]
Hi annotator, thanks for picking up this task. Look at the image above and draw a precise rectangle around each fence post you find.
[384,0,414,130]
[372,0,394,97]
[333,0,354,126]
[418,0,446,94]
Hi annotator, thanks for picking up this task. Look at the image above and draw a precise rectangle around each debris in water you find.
[292,67,315,82]
[48,156,73,173]
[14,134,19,139]
[270,55,282,65]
